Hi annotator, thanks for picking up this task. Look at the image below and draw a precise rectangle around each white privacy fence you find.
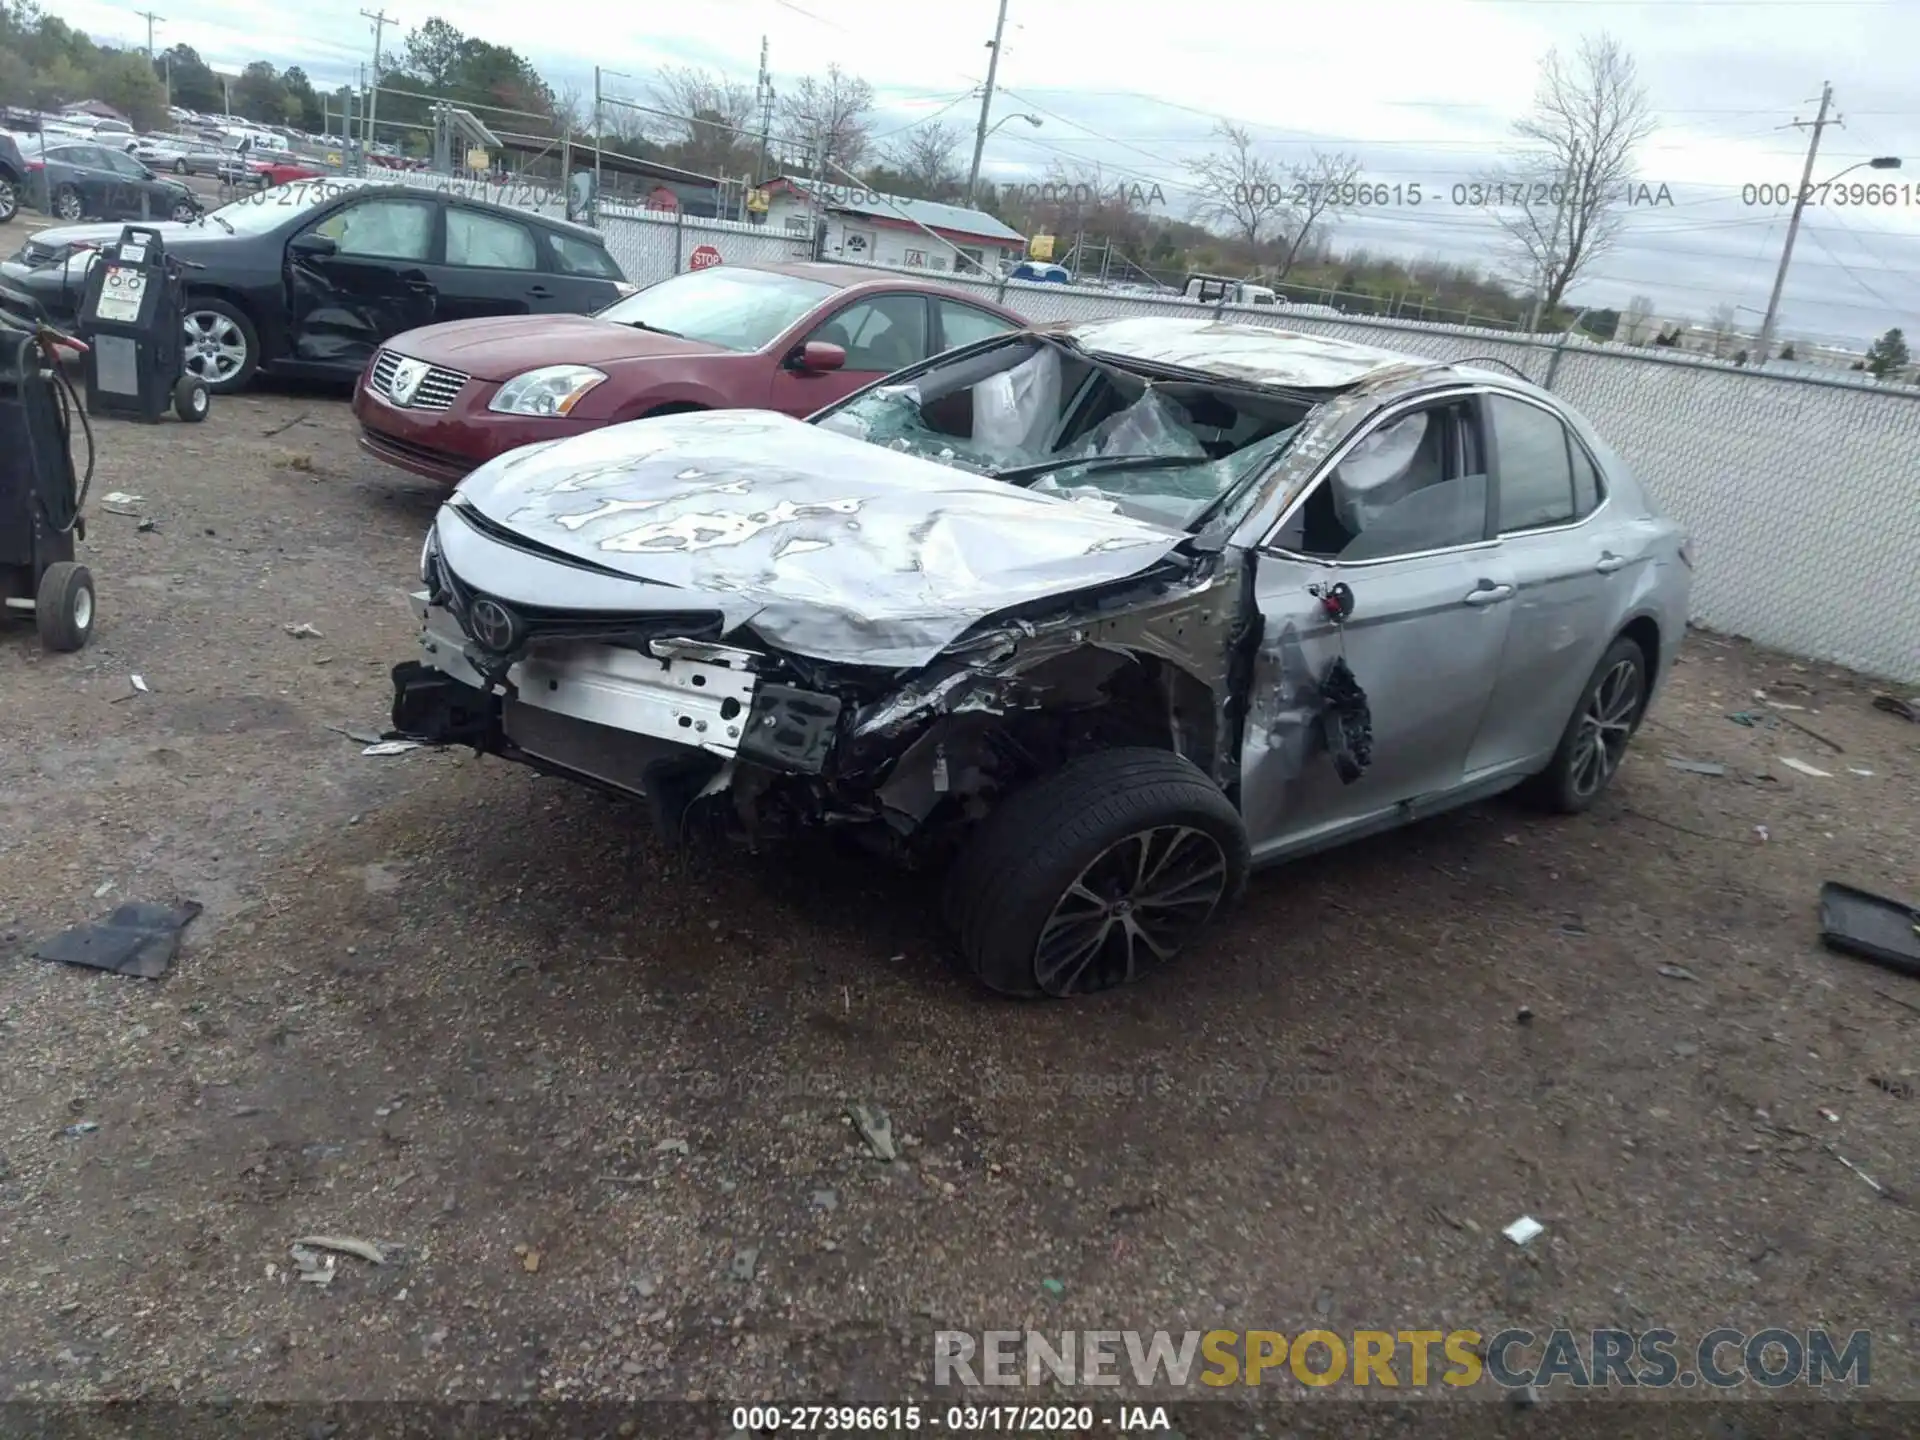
[403,172,1920,683]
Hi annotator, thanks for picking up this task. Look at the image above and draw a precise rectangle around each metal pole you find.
[1756,81,1834,365]
[361,9,393,151]
[965,0,1010,207]
[592,67,603,227]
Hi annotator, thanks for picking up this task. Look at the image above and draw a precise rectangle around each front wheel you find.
[1527,636,1650,814]
[169,197,198,224]
[181,300,258,393]
[52,184,83,222]
[943,748,1249,998]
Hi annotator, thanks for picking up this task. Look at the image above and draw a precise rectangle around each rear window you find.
[546,230,622,280]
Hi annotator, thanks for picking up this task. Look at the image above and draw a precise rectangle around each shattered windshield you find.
[814,337,1314,530]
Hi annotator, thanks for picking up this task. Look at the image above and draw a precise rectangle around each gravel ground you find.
[2,217,1917,1424]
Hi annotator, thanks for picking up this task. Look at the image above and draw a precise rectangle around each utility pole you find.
[754,36,774,184]
[361,8,394,150]
[134,10,162,57]
[965,0,1010,207]
[1756,81,1837,365]
[592,66,603,226]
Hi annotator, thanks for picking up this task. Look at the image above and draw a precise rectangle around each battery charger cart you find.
[76,225,209,425]
[0,280,99,652]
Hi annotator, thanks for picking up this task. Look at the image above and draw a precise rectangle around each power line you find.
[1801,224,1915,312]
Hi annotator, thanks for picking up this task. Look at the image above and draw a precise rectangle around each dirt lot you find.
[2,212,1917,1424]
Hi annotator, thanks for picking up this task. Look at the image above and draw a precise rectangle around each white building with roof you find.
[754,177,1027,278]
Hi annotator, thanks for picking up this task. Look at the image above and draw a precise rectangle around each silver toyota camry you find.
[391,315,1693,999]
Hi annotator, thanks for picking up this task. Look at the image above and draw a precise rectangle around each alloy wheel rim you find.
[56,190,81,219]
[71,585,93,632]
[1571,657,1642,798]
[183,312,246,383]
[1033,825,1229,995]
[0,180,15,212]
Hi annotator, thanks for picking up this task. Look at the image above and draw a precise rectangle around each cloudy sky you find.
[49,0,1920,347]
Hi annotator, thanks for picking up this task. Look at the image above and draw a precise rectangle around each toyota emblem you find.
[466,597,522,653]
[389,358,429,406]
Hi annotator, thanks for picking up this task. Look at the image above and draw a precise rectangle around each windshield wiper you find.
[208,213,234,234]
[623,320,683,338]
[991,453,1214,484]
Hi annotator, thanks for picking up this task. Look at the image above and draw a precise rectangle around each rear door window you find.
[445,207,538,269]
[1489,394,1579,532]
[546,230,622,279]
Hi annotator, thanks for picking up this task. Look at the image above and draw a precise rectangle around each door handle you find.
[1595,552,1628,574]
[526,285,552,299]
[1463,582,1513,606]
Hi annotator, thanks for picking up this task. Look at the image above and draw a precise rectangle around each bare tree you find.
[1184,120,1289,250]
[647,65,756,177]
[1274,150,1361,279]
[881,120,963,200]
[779,64,875,181]
[1704,302,1739,358]
[1482,33,1655,329]
[1620,292,1657,344]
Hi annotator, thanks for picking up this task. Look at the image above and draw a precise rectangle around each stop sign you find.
[688,244,722,270]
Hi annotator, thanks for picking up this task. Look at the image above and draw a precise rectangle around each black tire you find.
[52,184,84,222]
[943,748,1249,998]
[174,158,189,174]
[36,561,94,653]
[1526,635,1650,814]
[173,374,209,422]
[169,197,198,224]
[0,174,17,224]
[180,298,258,394]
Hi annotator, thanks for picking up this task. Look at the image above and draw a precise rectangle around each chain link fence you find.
[382,172,1920,683]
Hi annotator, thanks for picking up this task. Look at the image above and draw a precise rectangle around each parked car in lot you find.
[218,148,333,188]
[0,178,631,393]
[354,262,1027,484]
[390,315,1694,999]
[132,135,232,175]
[0,133,30,222]
[24,140,201,224]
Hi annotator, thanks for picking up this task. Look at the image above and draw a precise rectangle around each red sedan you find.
[353,262,1028,485]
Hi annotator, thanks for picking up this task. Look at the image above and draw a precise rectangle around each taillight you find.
[25,159,43,171]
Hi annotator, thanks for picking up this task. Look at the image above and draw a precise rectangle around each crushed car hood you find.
[386,314,726,381]
[453,409,1186,668]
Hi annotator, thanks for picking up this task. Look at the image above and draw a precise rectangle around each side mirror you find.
[288,231,338,259]
[792,340,846,373]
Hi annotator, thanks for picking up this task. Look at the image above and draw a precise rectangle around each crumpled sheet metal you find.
[1061,315,1421,390]
[453,411,1186,668]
